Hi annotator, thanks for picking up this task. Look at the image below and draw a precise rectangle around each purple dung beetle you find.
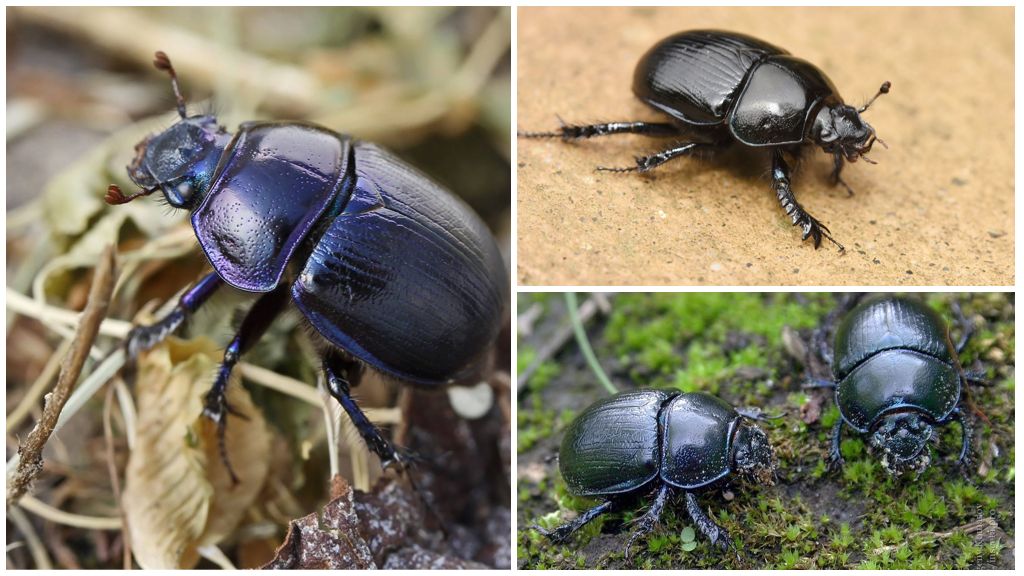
[107,51,508,483]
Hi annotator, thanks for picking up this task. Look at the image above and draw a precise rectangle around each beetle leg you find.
[596,141,718,173]
[771,150,844,251]
[125,272,224,361]
[736,406,787,420]
[802,378,836,389]
[830,152,855,196]
[684,491,731,551]
[624,483,671,559]
[950,300,977,354]
[963,371,992,387]
[828,420,846,472]
[943,406,974,473]
[534,499,617,543]
[202,284,290,484]
[322,355,403,471]
[322,355,454,538]
[519,120,680,140]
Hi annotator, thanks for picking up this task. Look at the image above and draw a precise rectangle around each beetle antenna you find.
[858,80,891,113]
[105,184,157,205]
[153,51,188,119]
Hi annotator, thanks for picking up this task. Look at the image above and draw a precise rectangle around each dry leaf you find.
[124,337,271,569]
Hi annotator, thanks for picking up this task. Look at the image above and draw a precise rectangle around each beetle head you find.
[813,81,890,163]
[125,115,230,208]
[106,51,230,210]
[871,411,933,476]
[732,422,776,486]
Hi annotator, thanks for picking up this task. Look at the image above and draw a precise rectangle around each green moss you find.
[517,293,1014,569]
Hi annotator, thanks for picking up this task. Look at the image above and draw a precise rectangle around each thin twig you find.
[8,246,117,506]
[6,350,125,478]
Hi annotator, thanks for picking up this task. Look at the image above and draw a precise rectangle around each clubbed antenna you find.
[153,50,187,119]
[104,184,157,205]
[858,80,891,114]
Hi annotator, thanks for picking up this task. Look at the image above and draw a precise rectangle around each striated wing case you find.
[292,142,508,385]
[633,30,786,125]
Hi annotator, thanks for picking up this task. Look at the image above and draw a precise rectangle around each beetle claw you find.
[826,454,846,473]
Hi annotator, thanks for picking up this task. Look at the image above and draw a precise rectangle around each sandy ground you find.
[517,7,1013,286]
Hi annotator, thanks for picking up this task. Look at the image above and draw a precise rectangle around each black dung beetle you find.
[521,29,891,251]
[536,390,777,556]
[808,295,982,476]
[106,52,508,482]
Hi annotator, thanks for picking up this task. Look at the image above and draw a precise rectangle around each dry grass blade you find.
[6,337,73,433]
[16,495,121,530]
[7,245,116,506]
[103,379,131,569]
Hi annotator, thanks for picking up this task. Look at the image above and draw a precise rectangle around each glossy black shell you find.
[559,390,668,496]
[659,392,740,489]
[632,30,842,146]
[558,391,741,496]
[833,296,961,432]
[183,121,507,386]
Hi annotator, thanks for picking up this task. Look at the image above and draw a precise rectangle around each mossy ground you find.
[517,293,1014,569]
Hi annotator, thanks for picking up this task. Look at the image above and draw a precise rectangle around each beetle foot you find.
[125,309,186,359]
[956,455,974,480]
[202,389,248,424]
[826,453,845,473]
[834,175,856,197]
[711,526,737,555]
[792,211,844,252]
[595,163,639,174]
[533,523,574,543]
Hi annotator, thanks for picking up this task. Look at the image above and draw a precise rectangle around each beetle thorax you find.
[128,115,232,209]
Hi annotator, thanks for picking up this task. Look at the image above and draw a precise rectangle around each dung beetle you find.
[536,390,777,556]
[521,29,891,251]
[106,52,508,481]
[807,295,983,476]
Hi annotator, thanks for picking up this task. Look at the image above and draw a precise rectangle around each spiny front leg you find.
[519,119,680,140]
[772,149,844,251]
[830,152,855,196]
[943,406,974,474]
[684,491,732,551]
[125,272,223,360]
